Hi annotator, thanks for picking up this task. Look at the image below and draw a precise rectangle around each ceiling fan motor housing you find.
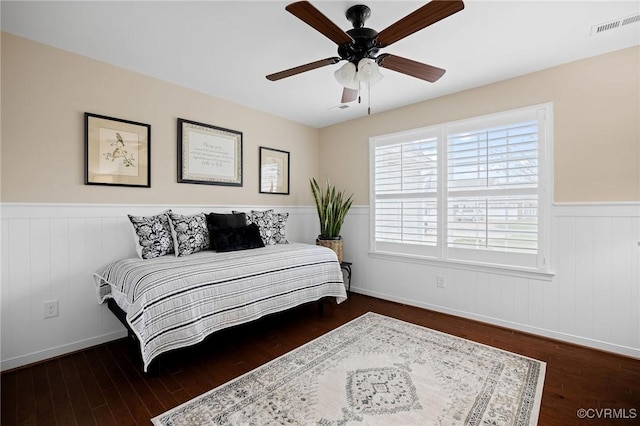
[339,5,379,65]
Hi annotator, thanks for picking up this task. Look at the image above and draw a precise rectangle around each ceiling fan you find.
[266,0,465,105]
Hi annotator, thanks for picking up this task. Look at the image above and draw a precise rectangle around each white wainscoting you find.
[2,202,639,371]
[0,203,318,371]
[340,203,640,359]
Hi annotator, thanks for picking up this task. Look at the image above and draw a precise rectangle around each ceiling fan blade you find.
[377,54,446,83]
[266,57,341,81]
[375,0,464,47]
[341,88,358,103]
[286,1,354,45]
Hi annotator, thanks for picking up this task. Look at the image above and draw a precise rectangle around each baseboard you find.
[351,286,640,360]
[1,330,128,372]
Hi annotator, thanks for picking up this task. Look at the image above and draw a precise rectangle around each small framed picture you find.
[178,118,243,186]
[85,113,151,187]
[259,147,290,195]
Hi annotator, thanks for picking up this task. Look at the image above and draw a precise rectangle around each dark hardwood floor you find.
[2,293,639,425]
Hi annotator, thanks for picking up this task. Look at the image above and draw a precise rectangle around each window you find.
[370,104,552,273]
[373,128,439,257]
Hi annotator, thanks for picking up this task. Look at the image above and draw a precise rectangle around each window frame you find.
[369,103,554,277]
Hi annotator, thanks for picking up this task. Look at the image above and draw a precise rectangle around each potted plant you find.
[310,177,353,263]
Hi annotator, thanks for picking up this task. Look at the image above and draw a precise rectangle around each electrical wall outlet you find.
[44,300,59,318]
[436,275,445,288]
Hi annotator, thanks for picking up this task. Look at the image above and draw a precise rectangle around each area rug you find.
[152,312,545,425]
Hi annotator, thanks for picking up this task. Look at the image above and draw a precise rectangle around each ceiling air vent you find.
[328,104,350,111]
[591,13,640,35]
[622,14,640,26]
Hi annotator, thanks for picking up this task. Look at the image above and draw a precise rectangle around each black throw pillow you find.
[205,212,247,230]
[210,223,265,252]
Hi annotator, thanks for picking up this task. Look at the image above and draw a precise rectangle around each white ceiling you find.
[2,1,639,128]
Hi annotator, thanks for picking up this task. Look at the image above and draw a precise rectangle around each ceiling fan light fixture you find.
[334,58,383,90]
[356,58,383,86]
[334,62,359,89]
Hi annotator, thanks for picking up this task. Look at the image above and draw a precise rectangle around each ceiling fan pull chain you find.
[368,82,371,115]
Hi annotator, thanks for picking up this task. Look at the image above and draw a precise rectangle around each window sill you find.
[368,251,555,281]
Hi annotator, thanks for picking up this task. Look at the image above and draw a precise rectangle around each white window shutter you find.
[447,120,539,254]
[373,136,438,247]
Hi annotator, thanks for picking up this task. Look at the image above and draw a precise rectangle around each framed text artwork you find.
[84,113,151,187]
[178,118,243,186]
[259,147,290,195]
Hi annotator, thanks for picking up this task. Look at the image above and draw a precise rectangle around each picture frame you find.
[178,118,243,186]
[259,146,290,195]
[84,113,151,187]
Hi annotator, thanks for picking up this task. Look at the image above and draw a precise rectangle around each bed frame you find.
[107,297,328,375]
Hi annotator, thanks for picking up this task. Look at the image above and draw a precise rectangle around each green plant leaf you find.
[309,178,353,238]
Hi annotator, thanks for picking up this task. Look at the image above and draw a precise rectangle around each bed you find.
[94,243,347,372]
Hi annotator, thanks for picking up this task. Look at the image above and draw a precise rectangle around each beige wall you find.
[1,33,319,205]
[3,33,639,205]
[319,46,640,204]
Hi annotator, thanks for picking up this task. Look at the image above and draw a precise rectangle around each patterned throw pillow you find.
[168,212,210,257]
[128,210,174,259]
[246,209,289,245]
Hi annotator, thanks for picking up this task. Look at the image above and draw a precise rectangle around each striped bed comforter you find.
[94,243,347,371]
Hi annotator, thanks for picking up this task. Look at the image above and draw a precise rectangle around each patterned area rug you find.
[152,312,545,425]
